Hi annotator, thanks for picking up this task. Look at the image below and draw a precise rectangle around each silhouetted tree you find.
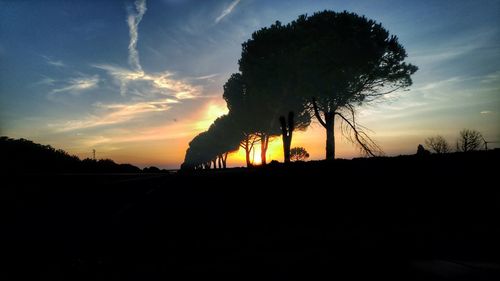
[208,114,243,168]
[182,114,243,170]
[183,132,213,170]
[294,11,417,160]
[416,144,430,156]
[222,73,264,167]
[239,21,311,164]
[290,147,310,161]
[456,129,483,152]
[425,135,451,154]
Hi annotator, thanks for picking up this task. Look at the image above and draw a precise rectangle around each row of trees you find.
[182,11,417,169]
[424,129,490,154]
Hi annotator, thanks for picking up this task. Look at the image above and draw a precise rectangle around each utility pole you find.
[93,149,96,160]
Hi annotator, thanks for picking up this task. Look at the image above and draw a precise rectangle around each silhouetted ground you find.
[5,150,500,280]
[0,137,145,173]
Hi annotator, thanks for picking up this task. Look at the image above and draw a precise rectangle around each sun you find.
[228,138,284,166]
[251,149,262,165]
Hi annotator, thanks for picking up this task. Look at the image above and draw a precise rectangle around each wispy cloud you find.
[414,76,465,92]
[481,71,500,84]
[481,110,493,115]
[48,75,99,98]
[50,98,179,132]
[127,0,147,71]
[42,55,65,67]
[409,27,497,66]
[93,64,201,99]
[194,73,219,80]
[93,0,203,100]
[410,45,478,66]
[215,0,240,23]
[35,76,56,86]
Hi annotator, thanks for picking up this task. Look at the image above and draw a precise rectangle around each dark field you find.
[5,151,500,280]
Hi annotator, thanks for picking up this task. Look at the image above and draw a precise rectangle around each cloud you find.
[35,76,56,86]
[410,45,477,66]
[193,73,219,80]
[127,0,147,71]
[480,110,493,115]
[42,55,65,67]
[409,27,498,67]
[215,0,240,23]
[48,75,99,97]
[93,64,201,99]
[481,71,500,84]
[414,76,465,92]
[50,98,179,132]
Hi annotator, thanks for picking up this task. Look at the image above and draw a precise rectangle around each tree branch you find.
[312,97,327,128]
[336,111,379,157]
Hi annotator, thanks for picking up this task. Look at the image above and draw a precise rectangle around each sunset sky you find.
[1,0,499,169]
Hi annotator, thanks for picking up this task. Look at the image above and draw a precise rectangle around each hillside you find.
[0,136,141,173]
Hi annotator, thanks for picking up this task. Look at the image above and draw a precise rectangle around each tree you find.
[239,21,311,163]
[182,114,242,170]
[425,135,451,154]
[222,73,262,167]
[290,147,310,161]
[207,114,243,168]
[456,129,483,152]
[293,11,417,160]
[183,132,212,170]
[416,144,430,156]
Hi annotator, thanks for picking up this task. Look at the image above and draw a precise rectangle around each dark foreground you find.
[5,151,500,280]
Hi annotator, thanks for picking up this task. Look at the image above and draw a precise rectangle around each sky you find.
[1,0,499,169]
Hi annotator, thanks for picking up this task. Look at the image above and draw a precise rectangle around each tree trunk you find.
[280,111,295,164]
[245,137,251,167]
[325,112,335,160]
[311,98,336,160]
[218,155,222,169]
[260,134,269,166]
[222,152,228,169]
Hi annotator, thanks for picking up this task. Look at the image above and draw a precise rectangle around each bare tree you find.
[425,135,451,154]
[456,129,483,152]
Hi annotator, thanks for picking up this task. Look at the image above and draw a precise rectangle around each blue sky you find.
[1,0,499,168]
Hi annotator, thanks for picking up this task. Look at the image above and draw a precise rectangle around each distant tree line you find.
[424,129,491,154]
[0,136,150,173]
[182,11,417,169]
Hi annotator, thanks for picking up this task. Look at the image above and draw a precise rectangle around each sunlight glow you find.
[195,102,228,130]
[251,148,262,165]
[228,137,284,166]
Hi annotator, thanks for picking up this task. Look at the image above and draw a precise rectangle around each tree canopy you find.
[239,20,311,163]
[182,114,242,170]
[295,11,417,159]
[290,147,310,161]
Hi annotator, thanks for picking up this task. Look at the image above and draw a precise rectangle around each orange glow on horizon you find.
[227,137,285,167]
[63,113,400,169]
